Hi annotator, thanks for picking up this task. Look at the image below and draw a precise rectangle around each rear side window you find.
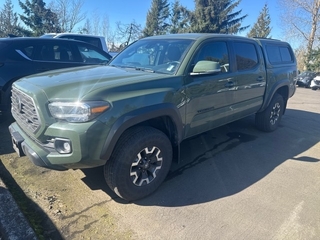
[266,45,293,64]
[234,42,258,71]
[22,46,34,58]
[7,44,35,61]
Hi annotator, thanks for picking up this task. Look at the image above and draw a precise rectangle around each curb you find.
[0,178,38,240]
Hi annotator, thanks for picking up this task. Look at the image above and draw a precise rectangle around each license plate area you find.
[11,131,25,157]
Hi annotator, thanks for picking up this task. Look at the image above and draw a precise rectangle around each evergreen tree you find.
[0,0,30,37]
[305,48,320,71]
[19,0,61,36]
[190,0,249,34]
[247,4,271,38]
[143,0,170,37]
[169,0,191,33]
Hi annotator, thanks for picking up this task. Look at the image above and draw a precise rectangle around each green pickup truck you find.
[9,33,297,200]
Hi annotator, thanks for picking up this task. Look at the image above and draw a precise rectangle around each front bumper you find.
[8,120,108,170]
[296,79,310,87]
[9,123,67,170]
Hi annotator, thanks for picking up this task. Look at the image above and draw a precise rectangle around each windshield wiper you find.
[109,64,155,73]
[134,67,155,73]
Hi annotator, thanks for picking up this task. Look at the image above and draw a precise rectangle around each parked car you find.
[310,73,320,90]
[0,37,112,113]
[40,33,109,54]
[296,71,316,88]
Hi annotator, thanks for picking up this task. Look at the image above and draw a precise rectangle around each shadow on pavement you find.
[0,160,64,240]
[80,109,320,206]
[2,108,319,209]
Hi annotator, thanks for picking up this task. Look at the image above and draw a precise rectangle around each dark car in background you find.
[296,71,317,88]
[0,37,112,113]
[40,33,109,54]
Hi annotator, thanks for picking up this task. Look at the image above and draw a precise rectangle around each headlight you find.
[48,101,110,122]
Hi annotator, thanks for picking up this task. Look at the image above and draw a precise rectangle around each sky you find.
[11,0,283,39]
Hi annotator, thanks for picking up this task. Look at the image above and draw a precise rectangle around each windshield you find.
[109,38,194,74]
[299,71,313,77]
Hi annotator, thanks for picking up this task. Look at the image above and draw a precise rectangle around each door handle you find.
[257,76,264,81]
[225,81,234,88]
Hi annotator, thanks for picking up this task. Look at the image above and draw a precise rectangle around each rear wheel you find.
[255,93,284,132]
[104,126,172,201]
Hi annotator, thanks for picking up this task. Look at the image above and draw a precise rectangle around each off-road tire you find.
[255,93,284,132]
[104,126,172,201]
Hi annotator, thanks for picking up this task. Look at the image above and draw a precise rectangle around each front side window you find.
[193,41,230,73]
[77,44,111,64]
[234,42,258,71]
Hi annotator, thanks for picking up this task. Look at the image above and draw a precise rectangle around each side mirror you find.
[190,60,221,75]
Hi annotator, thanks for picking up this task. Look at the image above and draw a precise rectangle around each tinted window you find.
[8,44,34,61]
[266,45,293,64]
[35,43,75,62]
[234,42,258,71]
[279,47,292,62]
[14,45,34,60]
[24,46,34,57]
[266,46,281,63]
[195,41,230,73]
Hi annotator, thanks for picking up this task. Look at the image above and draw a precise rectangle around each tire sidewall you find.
[108,127,172,201]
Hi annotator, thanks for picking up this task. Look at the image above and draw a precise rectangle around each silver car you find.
[310,74,320,90]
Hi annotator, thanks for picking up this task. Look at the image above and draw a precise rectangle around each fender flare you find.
[259,79,289,112]
[100,103,183,161]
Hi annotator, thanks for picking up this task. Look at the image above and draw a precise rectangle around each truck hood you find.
[16,65,169,101]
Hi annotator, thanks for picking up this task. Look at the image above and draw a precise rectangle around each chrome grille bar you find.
[11,87,41,133]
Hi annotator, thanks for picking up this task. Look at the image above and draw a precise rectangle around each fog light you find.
[54,138,72,154]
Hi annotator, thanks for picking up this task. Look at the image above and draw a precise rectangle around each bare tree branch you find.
[49,0,86,32]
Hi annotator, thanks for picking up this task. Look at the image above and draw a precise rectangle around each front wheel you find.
[255,93,284,132]
[104,126,172,201]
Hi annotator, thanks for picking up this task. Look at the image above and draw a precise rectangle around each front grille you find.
[11,87,41,133]
[315,80,320,85]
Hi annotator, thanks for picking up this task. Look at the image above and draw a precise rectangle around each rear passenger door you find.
[232,41,266,118]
